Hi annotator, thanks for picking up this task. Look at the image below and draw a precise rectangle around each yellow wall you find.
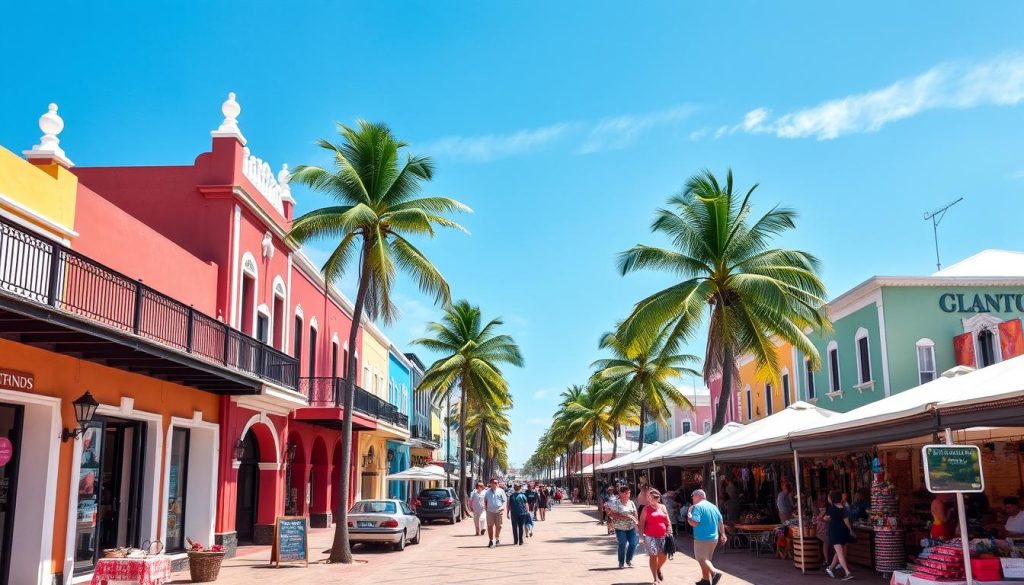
[738,340,797,422]
[0,146,78,237]
[360,328,390,400]
[356,433,389,500]
[0,339,218,577]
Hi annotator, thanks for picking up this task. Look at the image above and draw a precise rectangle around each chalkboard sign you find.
[922,444,985,493]
[270,516,309,567]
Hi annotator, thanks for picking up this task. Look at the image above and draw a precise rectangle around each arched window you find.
[765,382,773,416]
[308,318,319,377]
[827,340,841,393]
[804,358,816,400]
[744,385,752,420]
[782,369,791,408]
[855,328,872,386]
[978,329,997,367]
[916,338,936,384]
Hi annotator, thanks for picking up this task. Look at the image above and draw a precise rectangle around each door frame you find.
[0,403,24,585]
[234,431,261,543]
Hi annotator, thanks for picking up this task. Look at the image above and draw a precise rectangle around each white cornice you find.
[826,276,1024,322]
[0,192,78,242]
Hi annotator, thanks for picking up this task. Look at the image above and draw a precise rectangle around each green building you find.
[796,250,1024,411]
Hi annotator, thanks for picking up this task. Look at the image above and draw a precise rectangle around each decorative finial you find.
[279,163,295,204]
[211,91,246,145]
[24,103,73,167]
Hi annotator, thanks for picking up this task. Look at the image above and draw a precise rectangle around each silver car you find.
[347,499,422,551]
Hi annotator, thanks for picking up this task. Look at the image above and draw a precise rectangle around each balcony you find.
[296,377,410,429]
[0,216,298,393]
[410,414,438,447]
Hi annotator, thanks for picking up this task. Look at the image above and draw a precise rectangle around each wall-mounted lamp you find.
[61,391,99,442]
[286,442,297,464]
[386,449,395,464]
[362,446,376,468]
[234,439,246,460]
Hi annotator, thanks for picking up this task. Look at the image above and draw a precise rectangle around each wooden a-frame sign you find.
[270,516,309,567]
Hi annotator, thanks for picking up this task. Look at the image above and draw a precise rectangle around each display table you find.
[90,556,172,585]
[890,570,1018,585]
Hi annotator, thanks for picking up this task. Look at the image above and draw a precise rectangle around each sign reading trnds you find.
[0,369,34,392]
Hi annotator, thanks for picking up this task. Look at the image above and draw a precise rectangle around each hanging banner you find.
[953,333,976,367]
[922,444,984,493]
[999,319,1024,359]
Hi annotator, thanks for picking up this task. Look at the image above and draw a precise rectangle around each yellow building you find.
[0,143,78,243]
[737,339,800,422]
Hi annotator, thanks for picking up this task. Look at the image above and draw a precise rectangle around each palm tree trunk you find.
[638,404,647,452]
[328,252,372,563]
[458,377,470,515]
[611,422,619,460]
[591,427,598,507]
[712,351,735,433]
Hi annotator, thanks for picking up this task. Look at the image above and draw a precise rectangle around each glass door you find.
[74,418,146,574]
[166,428,190,551]
[0,403,23,585]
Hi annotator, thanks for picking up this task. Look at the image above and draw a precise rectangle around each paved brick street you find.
[167,504,877,585]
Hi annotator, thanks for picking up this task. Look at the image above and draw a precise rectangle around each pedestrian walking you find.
[605,485,639,569]
[508,483,531,545]
[604,486,617,535]
[554,488,563,505]
[638,489,673,584]
[485,477,508,548]
[525,482,539,520]
[469,482,487,536]
[824,489,856,581]
[686,489,726,585]
[537,486,549,521]
[637,483,651,518]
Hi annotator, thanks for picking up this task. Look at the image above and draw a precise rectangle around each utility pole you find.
[923,197,963,272]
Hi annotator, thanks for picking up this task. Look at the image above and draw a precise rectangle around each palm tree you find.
[562,383,613,505]
[287,121,469,563]
[466,400,511,481]
[591,328,699,451]
[617,169,830,433]
[414,300,523,514]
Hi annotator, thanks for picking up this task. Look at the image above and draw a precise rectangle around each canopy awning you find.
[660,422,745,466]
[385,464,455,481]
[594,441,661,473]
[710,401,839,461]
[630,432,703,468]
[791,355,1024,452]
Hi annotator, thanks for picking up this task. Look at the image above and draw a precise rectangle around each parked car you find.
[347,499,421,551]
[415,487,462,524]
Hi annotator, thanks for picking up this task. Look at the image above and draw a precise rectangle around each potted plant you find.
[185,538,225,583]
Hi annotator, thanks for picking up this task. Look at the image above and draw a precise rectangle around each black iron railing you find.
[411,414,434,442]
[298,376,410,428]
[0,216,298,388]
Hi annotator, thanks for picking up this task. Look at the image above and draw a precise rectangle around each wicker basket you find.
[103,548,128,558]
[187,551,226,583]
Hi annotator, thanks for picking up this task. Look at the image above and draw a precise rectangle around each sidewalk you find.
[166,504,871,584]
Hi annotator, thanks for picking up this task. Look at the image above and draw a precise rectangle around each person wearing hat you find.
[687,489,725,585]
[638,488,673,584]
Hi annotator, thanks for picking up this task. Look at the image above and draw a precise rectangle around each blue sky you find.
[5,2,1024,466]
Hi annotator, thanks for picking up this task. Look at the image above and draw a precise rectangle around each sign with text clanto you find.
[270,516,309,567]
[922,444,984,493]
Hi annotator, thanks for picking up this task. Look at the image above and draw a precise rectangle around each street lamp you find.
[61,391,99,442]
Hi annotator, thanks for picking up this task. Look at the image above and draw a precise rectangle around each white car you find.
[347,499,422,551]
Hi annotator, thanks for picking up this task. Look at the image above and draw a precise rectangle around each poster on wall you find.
[922,444,984,493]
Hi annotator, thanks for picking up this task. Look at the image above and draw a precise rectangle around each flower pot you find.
[187,550,226,582]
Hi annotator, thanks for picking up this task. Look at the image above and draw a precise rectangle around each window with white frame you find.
[765,382,773,415]
[916,338,936,384]
[782,372,791,408]
[827,341,841,392]
[703,420,712,434]
[805,358,816,400]
[855,328,872,385]
[682,421,691,433]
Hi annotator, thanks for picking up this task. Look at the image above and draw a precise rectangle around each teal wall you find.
[880,285,1024,393]
[799,302,884,412]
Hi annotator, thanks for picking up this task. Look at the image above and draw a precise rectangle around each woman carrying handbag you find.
[638,489,673,584]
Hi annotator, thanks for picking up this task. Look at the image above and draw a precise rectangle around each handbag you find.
[664,534,676,558]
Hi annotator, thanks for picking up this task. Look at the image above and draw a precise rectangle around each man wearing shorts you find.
[687,489,726,585]
[485,477,508,548]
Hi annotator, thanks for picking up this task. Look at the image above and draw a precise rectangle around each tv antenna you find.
[923,197,963,272]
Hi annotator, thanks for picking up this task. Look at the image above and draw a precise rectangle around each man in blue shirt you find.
[484,477,508,548]
[687,489,726,585]
[507,484,531,545]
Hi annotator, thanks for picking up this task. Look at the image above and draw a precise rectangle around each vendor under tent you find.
[594,442,661,488]
[629,432,703,491]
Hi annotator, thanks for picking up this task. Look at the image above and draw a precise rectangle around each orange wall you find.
[738,340,796,422]
[0,339,219,575]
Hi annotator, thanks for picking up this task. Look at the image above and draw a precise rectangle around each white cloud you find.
[578,104,698,154]
[532,389,546,400]
[422,104,698,161]
[422,123,571,162]
[688,127,710,141]
[390,291,438,343]
[733,53,1024,140]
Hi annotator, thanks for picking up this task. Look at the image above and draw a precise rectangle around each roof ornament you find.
[211,91,246,145]
[24,103,73,167]
[278,164,295,203]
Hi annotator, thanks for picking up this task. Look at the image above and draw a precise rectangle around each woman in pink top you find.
[638,489,673,584]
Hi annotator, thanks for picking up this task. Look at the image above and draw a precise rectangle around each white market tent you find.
[710,401,839,461]
[630,432,702,468]
[594,442,661,473]
[791,354,1024,452]
[385,465,456,481]
[579,463,595,477]
[660,422,745,467]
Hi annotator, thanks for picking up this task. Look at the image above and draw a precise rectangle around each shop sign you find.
[922,444,984,493]
[938,292,1024,314]
[0,369,33,391]
[411,455,429,467]
[0,438,11,467]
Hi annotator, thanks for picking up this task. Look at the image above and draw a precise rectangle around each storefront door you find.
[74,417,147,574]
[0,403,23,585]
[234,431,260,543]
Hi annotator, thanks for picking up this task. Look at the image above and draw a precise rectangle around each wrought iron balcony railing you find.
[0,215,298,389]
[298,376,410,428]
